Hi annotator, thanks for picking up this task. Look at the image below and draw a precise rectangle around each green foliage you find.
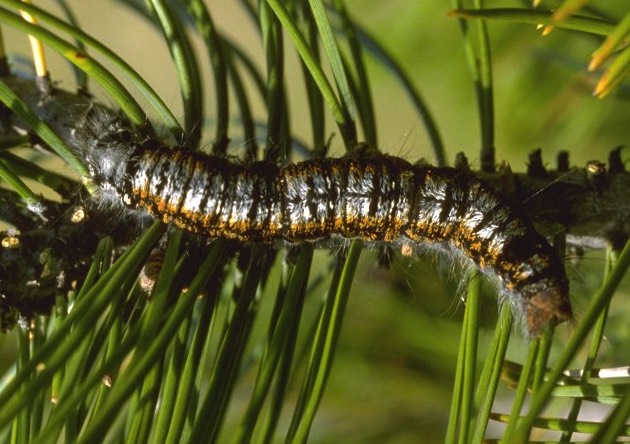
[0,0,629,443]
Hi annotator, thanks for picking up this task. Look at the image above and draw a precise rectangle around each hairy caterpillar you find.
[72,110,572,337]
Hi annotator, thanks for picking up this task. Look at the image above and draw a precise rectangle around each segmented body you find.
[77,112,572,336]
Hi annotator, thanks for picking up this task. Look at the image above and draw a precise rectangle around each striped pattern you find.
[78,113,571,336]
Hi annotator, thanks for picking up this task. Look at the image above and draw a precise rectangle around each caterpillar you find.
[71,110,572,337]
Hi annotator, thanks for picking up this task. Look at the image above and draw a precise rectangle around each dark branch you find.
[2,76,629,249]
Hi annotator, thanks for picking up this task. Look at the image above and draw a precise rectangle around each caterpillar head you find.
[521,277,572,337]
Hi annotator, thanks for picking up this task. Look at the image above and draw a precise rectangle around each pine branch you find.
[3,75,628,251]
